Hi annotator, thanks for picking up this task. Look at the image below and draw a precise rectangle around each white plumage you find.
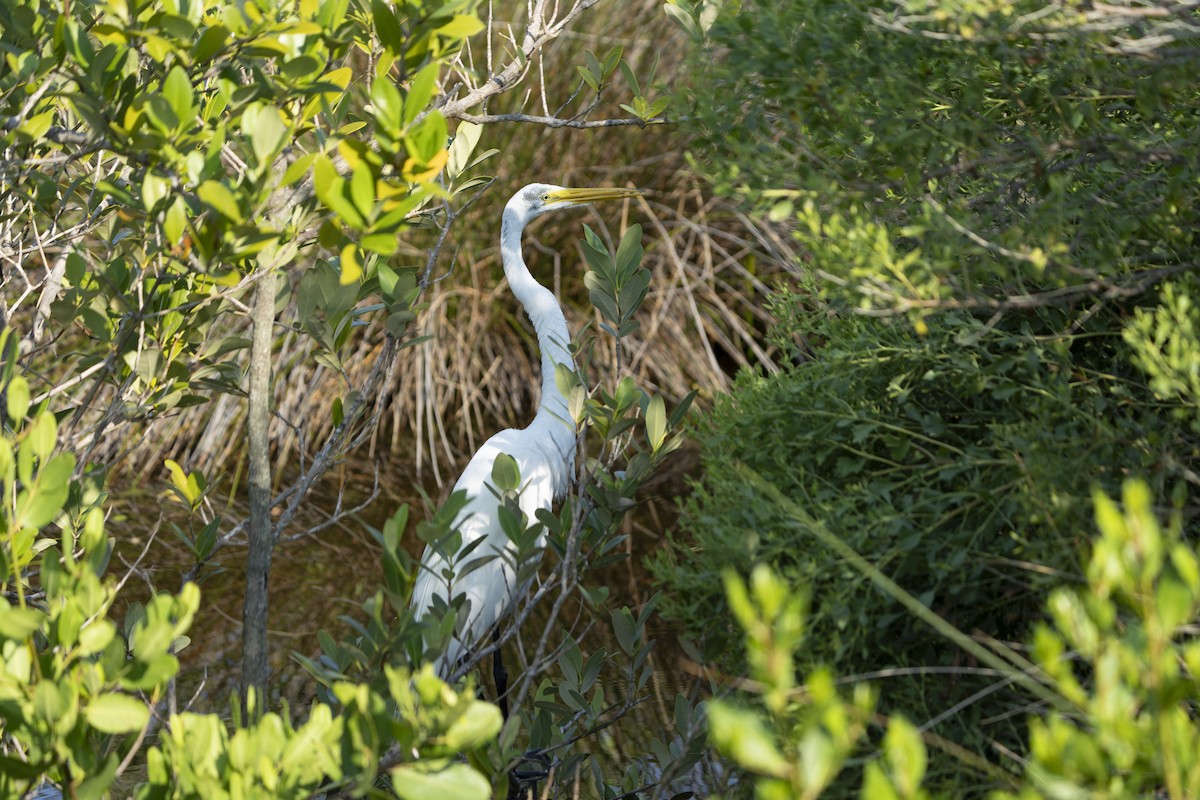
[409,183,640,674]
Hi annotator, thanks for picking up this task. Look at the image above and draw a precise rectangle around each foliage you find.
[294,225,707,799]
[2,0,481,412]
[659,0,1200,794]
[0,227,693,796]
[997,480,1200,800]
[1124,275,1200,412]
[1,328,199,798]
[1,0,700,793]
[0,0,497,694]
[707,566,876,800]
[0,347,526,797]
[708,482,1200,800]
[708,565,930,800]
[652,304,1196,789]
[683,0,1198,319]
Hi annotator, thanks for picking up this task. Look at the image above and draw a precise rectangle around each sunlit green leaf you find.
[491,452,520,492]
[391,761,491,800]
[85,693,150,733]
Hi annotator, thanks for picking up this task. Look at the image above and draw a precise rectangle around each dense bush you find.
[656,0,1200,791]
[683,0,1198,316]
[652,300,1197,789]
[709,481,1200,800]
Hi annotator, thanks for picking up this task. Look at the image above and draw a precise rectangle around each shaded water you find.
[111,446,715,793]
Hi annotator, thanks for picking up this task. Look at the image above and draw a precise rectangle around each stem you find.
[733,461,1074,714]
[241,267,277,712]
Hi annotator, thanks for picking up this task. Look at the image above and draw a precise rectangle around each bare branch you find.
[437,0,606,121]
[454,111,668,128]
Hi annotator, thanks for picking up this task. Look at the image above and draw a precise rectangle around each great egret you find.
[410,183,641,677]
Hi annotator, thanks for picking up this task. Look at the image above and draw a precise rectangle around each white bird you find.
[410,183,641,676]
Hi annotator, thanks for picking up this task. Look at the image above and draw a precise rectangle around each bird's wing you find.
[410,427,564,667]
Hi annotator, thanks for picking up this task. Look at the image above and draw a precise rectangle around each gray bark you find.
[241,267,277,711]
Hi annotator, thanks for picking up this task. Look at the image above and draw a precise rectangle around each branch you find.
[268,334,399,540]
[241,267,278,707]
[453,111,668,128]
[436,0,606,121]
[20,247,69,356]
[827,262,1199,317]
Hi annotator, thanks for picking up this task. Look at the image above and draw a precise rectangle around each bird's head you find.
[506,183,641,226]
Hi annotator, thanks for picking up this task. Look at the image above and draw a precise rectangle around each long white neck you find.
[500,207,576,450]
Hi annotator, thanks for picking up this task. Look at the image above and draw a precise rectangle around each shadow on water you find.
[109,443,718,791]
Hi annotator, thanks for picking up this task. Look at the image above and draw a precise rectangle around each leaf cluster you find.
[708,565,928,800]
[996,481,1200,800]
[1,331,200,799]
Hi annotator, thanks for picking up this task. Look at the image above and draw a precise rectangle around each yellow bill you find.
[546,187,642,206]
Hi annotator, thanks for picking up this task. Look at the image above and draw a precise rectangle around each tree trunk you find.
[241,268,277,712]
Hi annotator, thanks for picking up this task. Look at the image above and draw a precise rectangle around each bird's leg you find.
[493,627,509,721]
[492,630,551,800]
[511,750,551,800]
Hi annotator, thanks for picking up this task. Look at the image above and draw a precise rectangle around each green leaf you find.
[372,77,404,137]
[577,65,598,92]
[391,762,491,800]
[281,153,316,187]
[78,620,117,656]
[75,755,119,800]
[34,681,65,723]
[491,452,520,492]
[162,65,194,124]
[645,394,666,451]
[447,121,482,179]
[615,223,643,276]
[163,197,188,245]
[662,3,700,40]
[197,180,243,222]
[706,700,789,777]
[164,459,200,506]
[7,374,30,422]
[406,111,448,164]
[611,607,637,655]
[584,50,602,84]
[443,700,503,750]
[862,762,902,800]
[404,63,440,125]
[313,159,365,229]
[350,164,375,219]
[85,693,150,733]
[281,54,323,84]
[312,154,338,199]
[1156,571,1194,633]
[619,58,641,96]
[372,0,406,57]
[143,95,179,132]
[883,715,927,797]
[339,244,362,285]
[20,110,54,140]
[602,45,623,77]
[249,103,287,165]
[142,171,170,212]
[0,439,13,485]
[647,96,670,118]
[27,411,57,459]
[0,604,43,639]
[361,232,398,255]
[436,14,484,40]
[192,24,230,63]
